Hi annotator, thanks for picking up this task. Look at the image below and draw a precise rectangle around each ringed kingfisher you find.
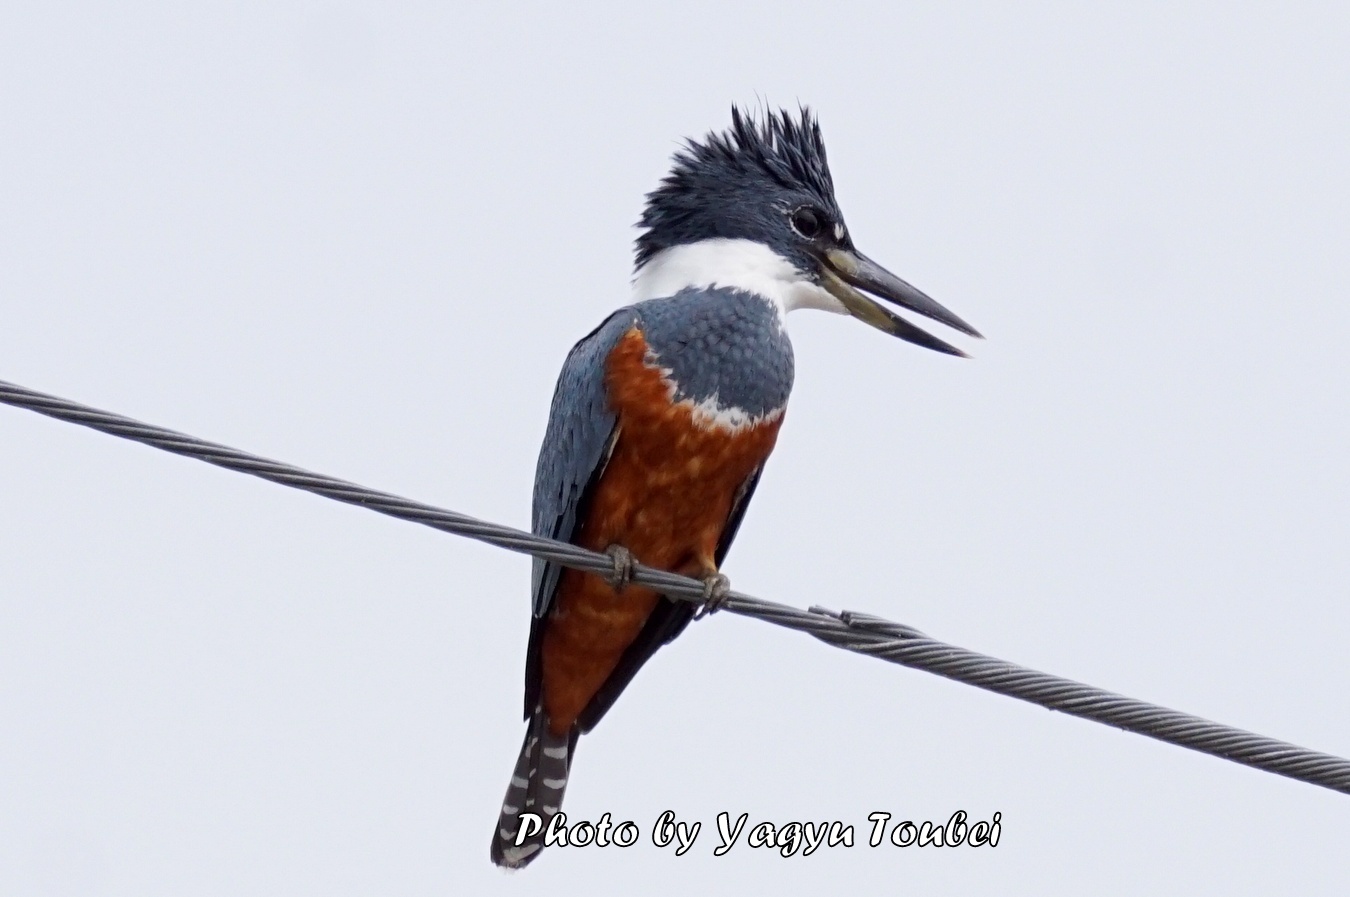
[491,106,980,868]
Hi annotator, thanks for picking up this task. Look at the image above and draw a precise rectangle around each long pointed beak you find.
[820,247,982,357]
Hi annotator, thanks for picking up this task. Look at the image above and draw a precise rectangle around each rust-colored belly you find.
[540,327,783,734]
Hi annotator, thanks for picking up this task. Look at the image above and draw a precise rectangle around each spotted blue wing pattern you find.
[529,308,639,617]
[523,308,639,716]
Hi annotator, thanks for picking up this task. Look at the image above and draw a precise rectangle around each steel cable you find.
[3,377,1348,795]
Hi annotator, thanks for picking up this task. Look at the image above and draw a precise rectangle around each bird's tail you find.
[490,706,576,869]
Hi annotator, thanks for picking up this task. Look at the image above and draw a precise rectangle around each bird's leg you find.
[693,568,731,620]
[603,544,635,593]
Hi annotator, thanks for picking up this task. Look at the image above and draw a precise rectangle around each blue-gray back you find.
[531,308,637,617]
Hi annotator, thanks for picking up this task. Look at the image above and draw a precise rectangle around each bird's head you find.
[633,106,981,355]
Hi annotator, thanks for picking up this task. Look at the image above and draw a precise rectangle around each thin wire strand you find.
[3,377,1348,795]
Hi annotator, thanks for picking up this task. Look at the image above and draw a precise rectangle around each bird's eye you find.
[790,206,826,239]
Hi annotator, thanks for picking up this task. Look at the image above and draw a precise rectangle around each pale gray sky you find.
[2,3,1348,894]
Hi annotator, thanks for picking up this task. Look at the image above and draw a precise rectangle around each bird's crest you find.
[635,105,839,269]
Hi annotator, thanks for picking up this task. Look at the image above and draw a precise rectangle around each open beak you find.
[819,247,982,356]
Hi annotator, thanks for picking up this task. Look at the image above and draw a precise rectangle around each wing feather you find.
[523,308,637,717]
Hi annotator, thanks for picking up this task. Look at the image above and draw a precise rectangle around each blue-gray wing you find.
[529,307,640,620]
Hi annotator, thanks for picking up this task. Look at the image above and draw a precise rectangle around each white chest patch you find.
[631,238,846,319]
[683,394,785,433]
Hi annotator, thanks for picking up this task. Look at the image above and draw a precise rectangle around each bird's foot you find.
[693,571,731,620]
[604,544,635,593]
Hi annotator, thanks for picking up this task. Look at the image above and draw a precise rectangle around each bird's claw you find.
[693,572,731,620]
[604,545,635,592]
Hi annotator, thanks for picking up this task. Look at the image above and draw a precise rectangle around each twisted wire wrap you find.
[3,378,1348,795]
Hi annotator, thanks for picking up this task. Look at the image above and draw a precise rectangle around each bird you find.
[491,106,980,868]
